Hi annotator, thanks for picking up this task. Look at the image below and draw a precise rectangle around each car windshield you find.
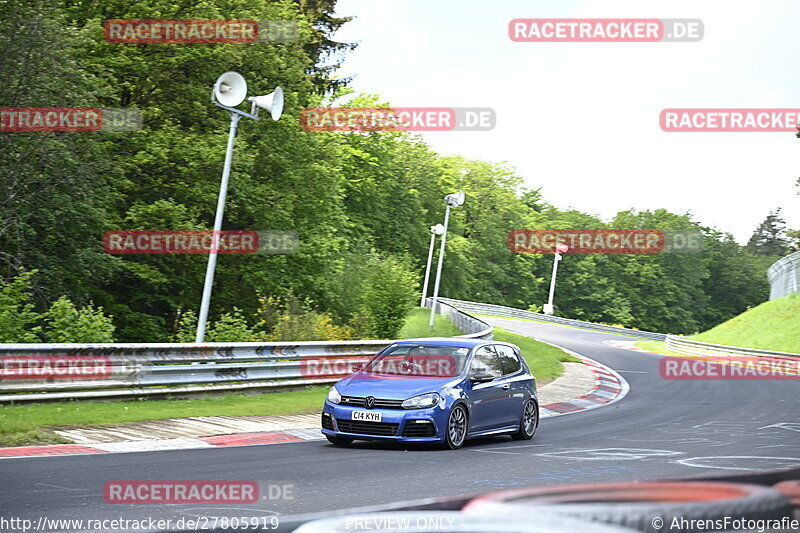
[360,344,471,377]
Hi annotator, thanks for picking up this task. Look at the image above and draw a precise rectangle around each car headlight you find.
[327,386,341,404]
[402,392,441,409]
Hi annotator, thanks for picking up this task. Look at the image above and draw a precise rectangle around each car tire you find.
[326,435,354,446]
[442,404,468,449]
[512,399,538,440]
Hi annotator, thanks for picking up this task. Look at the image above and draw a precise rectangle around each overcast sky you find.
[332,0,799,243]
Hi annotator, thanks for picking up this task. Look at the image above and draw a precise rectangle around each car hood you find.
[336,372,462,400]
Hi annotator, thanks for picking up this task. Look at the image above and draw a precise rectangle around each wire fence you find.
[767,251,800,300]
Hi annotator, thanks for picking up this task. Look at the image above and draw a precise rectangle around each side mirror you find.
[470,370,495,383]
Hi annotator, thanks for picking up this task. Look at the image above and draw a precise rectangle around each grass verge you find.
[637,294,800,356]
[635,340,682,357]
[472,313,646,339]
[492,327,580,383]
[398,307,463,337]
[690,294,800,353]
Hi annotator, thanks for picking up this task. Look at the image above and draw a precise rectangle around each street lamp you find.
[420,224,446,307]
[195,71,284,343]
[542,243,569,315]
[429,190,466,328]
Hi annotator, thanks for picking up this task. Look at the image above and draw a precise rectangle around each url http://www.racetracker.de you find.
[0,516,281,532]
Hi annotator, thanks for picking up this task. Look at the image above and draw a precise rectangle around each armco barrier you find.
[664,335,800,360]
[425,297,494,339]
[0,299,491,403]
[437,298,666,341]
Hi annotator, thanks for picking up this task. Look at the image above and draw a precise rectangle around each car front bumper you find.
[321,401,448,442]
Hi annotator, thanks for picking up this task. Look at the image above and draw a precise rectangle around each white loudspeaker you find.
[431,223,445,235]
[249,86,284,121]
[214,71,248,107]
[446,190,466,207]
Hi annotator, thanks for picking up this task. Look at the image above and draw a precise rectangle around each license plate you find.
[352,410,382,422]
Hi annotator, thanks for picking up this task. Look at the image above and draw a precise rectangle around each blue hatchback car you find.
[321,338,539,449]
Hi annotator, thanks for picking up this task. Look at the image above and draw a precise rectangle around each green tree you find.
[746,209,790,256]
[359,255,419,338]
[0,0,122,306]
[700,232,772,328]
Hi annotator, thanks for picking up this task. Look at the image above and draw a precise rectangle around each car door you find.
[466,345,509,432]
[495,344,528,425]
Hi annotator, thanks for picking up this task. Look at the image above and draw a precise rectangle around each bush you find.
[0,270,40,342]
[257,295,355,341]
[39,296,116,343]
[206,307,258,342]
[172,309,198,342]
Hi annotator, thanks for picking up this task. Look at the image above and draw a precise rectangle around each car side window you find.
[469,346,502,378]
[495,345,522,375]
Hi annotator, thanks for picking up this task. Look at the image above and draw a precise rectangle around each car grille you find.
[402,420,436,437]
[340,396,405,409]
[321,412,334,430]
[336,418,399,436]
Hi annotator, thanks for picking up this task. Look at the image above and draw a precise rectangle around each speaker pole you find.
[196,111,242,343]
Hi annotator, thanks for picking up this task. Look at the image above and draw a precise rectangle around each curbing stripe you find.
[0,444,107,457]
[201,431,302,447]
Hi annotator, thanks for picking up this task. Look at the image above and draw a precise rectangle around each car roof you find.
[393,337,493,348]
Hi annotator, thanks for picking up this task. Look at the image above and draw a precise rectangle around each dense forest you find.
[1,0,797,342]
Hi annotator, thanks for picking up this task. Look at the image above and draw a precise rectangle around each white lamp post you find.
[429,190,466,328]
[420,224,446,307]
[543,242,569,315]
[195,72,284,343]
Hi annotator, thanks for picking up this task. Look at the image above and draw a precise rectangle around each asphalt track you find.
[2,317,799,529]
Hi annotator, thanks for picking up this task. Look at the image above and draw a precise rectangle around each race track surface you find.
[2,318,799,528]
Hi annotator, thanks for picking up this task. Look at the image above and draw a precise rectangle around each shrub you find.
[257,295,355,341]
[206,307,259,342]
[39,296,116,343]
[0,270,40,342]
[172,309,198,342]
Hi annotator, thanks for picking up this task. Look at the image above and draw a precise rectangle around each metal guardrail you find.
[425,298,494,340]
[767,251,800,300]
[0,301,492,403]
[665,335,800,359]
[438,298,666,341]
